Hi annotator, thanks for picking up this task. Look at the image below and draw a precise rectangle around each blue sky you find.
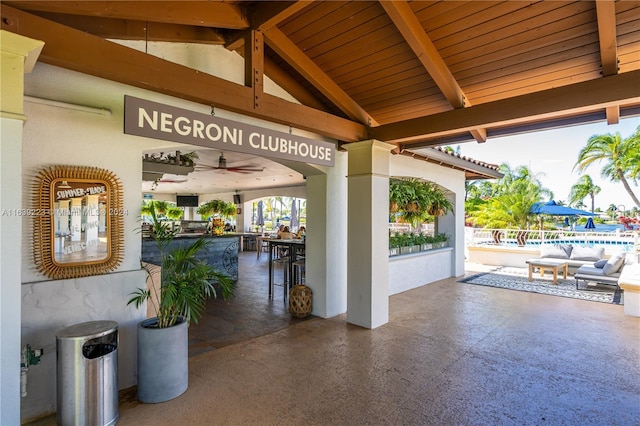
[456,117,640,212]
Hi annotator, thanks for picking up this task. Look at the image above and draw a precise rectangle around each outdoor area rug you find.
[459,269,623,305]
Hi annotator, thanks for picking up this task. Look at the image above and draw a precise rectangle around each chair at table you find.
[292,258,305,285]
[244,235,257,251]
[257,236,270,259]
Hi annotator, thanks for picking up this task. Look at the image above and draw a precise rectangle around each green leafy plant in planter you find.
[389,178,454,229]
[431,232,449,248]
[141,200,184,221]
[128,203,234,403]
[388,231,449,256]
[389,231,402,256]
[197,199,237,235]
[196,199,237,220]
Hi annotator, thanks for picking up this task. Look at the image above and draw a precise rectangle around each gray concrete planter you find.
[137,317,188,403]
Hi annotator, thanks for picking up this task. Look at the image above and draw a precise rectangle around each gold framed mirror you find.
[33,165,124,279]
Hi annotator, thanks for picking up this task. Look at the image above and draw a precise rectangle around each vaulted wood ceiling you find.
[2,1,639,151]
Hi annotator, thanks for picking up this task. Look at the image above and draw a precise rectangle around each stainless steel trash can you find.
[56,320,119,426]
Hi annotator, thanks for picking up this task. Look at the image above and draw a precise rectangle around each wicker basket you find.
[289,284,312,318]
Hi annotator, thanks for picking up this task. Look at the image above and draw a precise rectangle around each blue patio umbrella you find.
[585,217,596,229]
[530,200,597,216]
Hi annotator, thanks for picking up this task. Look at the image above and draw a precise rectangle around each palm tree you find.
[573,200,587,210]
[574,128,640,208]
[464,180,477,201]
[624,125,640,182]
[568,175,601,213]
[466,164,550,230]
[497,164,554,200]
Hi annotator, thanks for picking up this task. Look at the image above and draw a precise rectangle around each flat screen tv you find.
[176,195,199,207]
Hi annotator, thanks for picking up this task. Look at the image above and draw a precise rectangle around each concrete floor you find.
[28,252,640,425]
[188,250,314,357]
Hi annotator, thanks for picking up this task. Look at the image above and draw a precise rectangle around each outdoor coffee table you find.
[526,258,569,285]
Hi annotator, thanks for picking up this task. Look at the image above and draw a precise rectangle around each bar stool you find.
[292,258,305,285]
[245,236,257,251]
[270,243,291,300]
[257,237,270,259]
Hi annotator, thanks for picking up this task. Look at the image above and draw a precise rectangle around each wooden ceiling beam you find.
[27,12,226,44]
[253,1,312,31]
[231,45,330,112]
[263,26,377,126]
[4,1,249,29]
[380,1,465,107]
[380,0,486,143]
[596,0,619,76]
[595,0,619,125]
[606,105,620,125]
[245,31,264,111]
[222,2,330,113]
[227,1,374,124]
[1,5,367,142]
[371,70,640,144]
[226,1,310,50]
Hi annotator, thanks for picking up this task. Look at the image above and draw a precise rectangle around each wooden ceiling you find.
[2,1,639,150]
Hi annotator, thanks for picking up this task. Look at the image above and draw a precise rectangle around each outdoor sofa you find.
[538,244,633,289]
[538,244,605,272]
[573,252,634,290]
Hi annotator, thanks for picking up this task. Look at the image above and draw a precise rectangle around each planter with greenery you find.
[389,178,453,230]
[141,200,184,221]
[389,232,449,256]
[196,199,236,219]
[128,204,234,403]
[196,199,237,235]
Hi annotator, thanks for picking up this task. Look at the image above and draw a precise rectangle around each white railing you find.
[465,227,639,254]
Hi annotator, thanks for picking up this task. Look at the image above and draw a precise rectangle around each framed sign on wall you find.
[32,165,125,279]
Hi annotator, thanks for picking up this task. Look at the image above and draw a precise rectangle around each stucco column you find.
[0,30,44,425]
[305,150,348,318]
[344,140,395,329]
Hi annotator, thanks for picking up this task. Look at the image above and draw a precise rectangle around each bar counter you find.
[141,234,239,280]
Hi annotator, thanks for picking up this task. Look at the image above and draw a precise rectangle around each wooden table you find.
[526,258,569,285]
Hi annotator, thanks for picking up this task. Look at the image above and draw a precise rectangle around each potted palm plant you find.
[128,203,234,403]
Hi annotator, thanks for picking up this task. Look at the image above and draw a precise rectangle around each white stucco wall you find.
[19,100,149,422]
[388,248,454,295]
[1,115,27,426]
[389,154,466,277]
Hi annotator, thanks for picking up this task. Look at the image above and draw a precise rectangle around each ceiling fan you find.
[196,152,264,174]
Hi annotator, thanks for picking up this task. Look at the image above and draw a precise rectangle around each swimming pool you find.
[467,227,638,253]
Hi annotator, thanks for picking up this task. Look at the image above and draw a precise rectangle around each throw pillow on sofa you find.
[569,246,604,261]
[594,259,608,268]
[603,253,625,276]
[540,244,572,259]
